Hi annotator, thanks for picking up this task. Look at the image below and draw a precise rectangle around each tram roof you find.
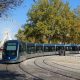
[78,44,80,46]
[64,44,77,46]
[26,43,35,46]
[5,40,20,43]
[55,44,65,46]
[35,43,43,46]
[44,44,55,46]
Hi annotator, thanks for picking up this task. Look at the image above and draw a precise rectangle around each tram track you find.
[33,57,80,80]
[43,57,80,72]
[0,64,12,80]
[6,63,35,80]
[1,56,80,80]
[0,63,18,80]
[0,59,44,80]
[18,63,44,80]
[5,64,18,80]
[18,56,78,80]
[19,57,60,80]
[43,57,80,80]
[5,60,44,80]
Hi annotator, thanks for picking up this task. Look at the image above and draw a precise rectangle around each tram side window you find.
[52,47,55,51]
[30,46,35,53]
[19,44,24,53]
[44,47,48,52]
[65,46,72,51]
[36,46,43,52]
[71,46,78,51]
[27,46,35,54]
[65,46,71,51]
[65,47,68,51]
[79,46,80,50]
[56,46,64,51]
[49,46,54,52]
[22,43,26,51]
[19,45,22,52]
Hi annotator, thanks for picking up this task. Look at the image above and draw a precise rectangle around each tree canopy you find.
[16,0,80,44]
[0,0,24,16]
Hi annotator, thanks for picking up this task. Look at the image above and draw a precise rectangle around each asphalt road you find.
[0,55,80,80]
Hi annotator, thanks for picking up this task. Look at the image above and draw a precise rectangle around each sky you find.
[0,0,80,40]
[0,0,34,40]
[63,0,80,9]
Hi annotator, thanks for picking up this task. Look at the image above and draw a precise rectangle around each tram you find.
[2,40,26,63]
[2,40,80,63]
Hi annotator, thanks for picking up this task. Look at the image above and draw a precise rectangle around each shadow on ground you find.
[0,70,43,80]
[0,70,27,80]
[0,60,43,80]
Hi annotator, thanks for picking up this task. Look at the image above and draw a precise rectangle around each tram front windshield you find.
[4,42,18,56]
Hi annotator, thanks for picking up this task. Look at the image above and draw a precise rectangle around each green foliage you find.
[16,0,80,44]
[15,28,26,42]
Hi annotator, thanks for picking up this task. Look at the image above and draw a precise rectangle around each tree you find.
[25,0,50,43]
[0,0,36,16]
[0,0,24,16]
[16,0,80,44]
[15,28,26,42]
